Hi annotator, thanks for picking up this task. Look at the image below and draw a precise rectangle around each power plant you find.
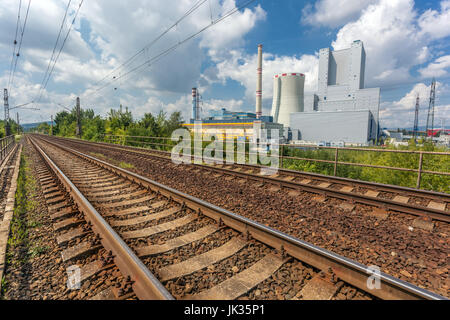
[289,40,380,145]
[185,40,380,146]
[184,44,283,141]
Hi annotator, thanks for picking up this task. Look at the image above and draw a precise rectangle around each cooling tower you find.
[271,73,305,127]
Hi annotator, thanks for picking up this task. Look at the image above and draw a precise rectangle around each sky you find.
[1,0,449,129]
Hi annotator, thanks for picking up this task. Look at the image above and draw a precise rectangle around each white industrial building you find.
[276,40,381,145]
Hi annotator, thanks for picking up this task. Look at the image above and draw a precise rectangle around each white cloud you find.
[418,55,450,78]
[418,0,450,40]
[0,0,265,123]
[210,49,318,110]
[331,0,450,87]
[380,81,449,128]
[301,0,377,28]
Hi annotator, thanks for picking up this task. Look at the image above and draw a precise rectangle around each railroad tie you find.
[92,189,146,202]
[365,190,380,197]
[67,260,104,284]
[61,241,101,262]
[186,254,286,300]
[50,207,76,220]
[53,217,82,232]
[158,237,246,282]
[137,224,218,257]
[427,201,446,211]
[393,195,409,204]
[340,186,354,193]
[292,275,340,300]
[56,227,87,246]
[110,207,180,227]
[99,195,155,209]
[122,214,196,239]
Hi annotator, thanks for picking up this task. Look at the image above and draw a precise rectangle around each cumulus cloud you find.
[380,81,449,128]
[418,55,450,78]
[0,0,265,123]
[301,0,377,28]
[418,0,450,40]
[331,0,450,88]
[210,49,318,111]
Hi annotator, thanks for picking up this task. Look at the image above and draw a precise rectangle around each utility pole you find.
[426,78,436,140]
[76,97,82,138]
[3,88,10,136]
[51,115,53,136]
[413,95,419,140]
[16,112,20,135]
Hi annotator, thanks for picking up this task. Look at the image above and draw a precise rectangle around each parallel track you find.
[43,135,450,223]
[29,134,446,300]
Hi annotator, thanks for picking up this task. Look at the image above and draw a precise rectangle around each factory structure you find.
[184,40,380,146]
[184,44,284,142]
[288,40,380,145]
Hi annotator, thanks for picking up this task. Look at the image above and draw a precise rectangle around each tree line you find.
[30,105,184,142]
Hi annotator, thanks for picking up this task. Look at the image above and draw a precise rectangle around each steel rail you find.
[43,136,450,222]
[33,135,447,300]
[29,136,174,300]
[47,135,450,201]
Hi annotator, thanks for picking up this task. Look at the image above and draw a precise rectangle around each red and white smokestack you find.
[192,88,198,120]
[256,44,262,119]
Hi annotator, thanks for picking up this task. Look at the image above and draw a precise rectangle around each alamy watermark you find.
[366,265,381,290]
[170,122,280,175]
[66,265,81,290]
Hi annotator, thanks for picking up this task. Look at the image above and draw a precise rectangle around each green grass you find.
[1,152,42,298]
[118,161,134,169]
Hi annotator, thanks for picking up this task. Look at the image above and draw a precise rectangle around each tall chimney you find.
[192,88,197,120]
[256,44,262,119]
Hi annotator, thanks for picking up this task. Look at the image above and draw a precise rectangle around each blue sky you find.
[0,0,449,129]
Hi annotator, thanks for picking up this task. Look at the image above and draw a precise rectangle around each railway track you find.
[27,134,446,300]
[42,135,450,223]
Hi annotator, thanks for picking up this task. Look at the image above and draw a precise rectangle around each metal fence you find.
[101,134,449,190]
[0,135,15,165]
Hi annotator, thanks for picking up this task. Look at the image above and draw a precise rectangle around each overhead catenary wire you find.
[35,0,73,103]
[8,0,31,98]
[91,0,209,89]
[7,0,23,92]
[82,0,259,102]
[36,0,84,105]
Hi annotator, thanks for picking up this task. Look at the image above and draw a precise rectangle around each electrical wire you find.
[91,0,209,89]
[8,0,31,97]
[35,0,73,103]
[7,0,22,92]
[36,0,84,104]
[82,0,258,101]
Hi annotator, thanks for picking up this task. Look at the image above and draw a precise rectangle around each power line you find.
[35,0,73,103]
[7,0,22,91]
[8,0,31,97]
[83,0,259,101]
[35,0,84,106]
[91,0,209,89]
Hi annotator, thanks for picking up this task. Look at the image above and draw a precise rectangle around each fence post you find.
[280,144,284,169]
[333,147,339,176]
[416,152,423,189]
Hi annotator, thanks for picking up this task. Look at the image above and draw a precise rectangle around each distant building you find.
[183,108,283,141]
[289,40,380,146]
